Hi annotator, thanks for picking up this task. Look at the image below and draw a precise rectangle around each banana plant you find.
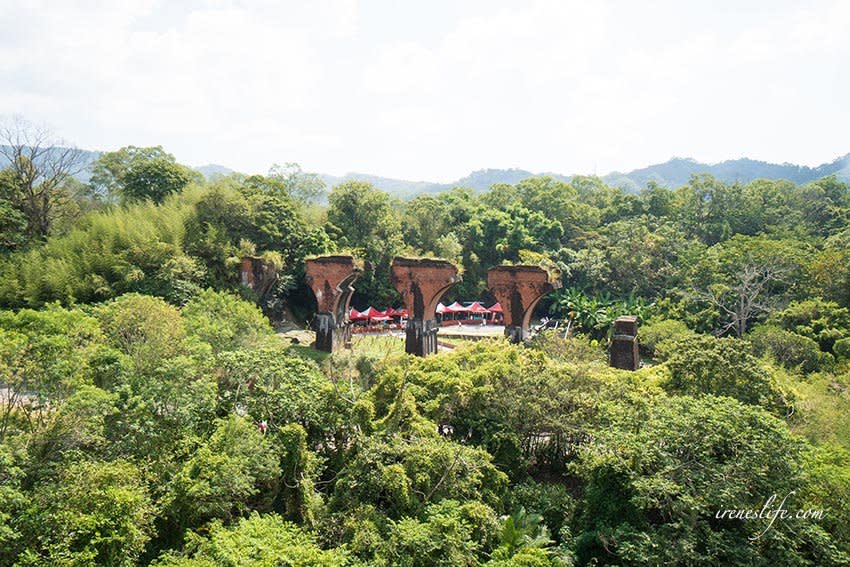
[550,287,653,339]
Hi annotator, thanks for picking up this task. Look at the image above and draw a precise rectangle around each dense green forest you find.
[2,136,850,565]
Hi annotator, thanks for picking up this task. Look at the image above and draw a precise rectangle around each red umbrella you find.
[488,303,503,313]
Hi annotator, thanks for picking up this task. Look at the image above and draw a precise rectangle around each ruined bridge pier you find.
[391,257,461,357]
[487,265,561,343]
[609,315,640,370]
[305,255,362,353]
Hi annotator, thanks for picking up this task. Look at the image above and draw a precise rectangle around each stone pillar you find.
[487,265,561,343]
[391,257,461,356]
[609,316,640,370]
[305,255,363,353]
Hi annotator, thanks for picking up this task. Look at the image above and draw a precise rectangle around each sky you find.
[1,0,848,182]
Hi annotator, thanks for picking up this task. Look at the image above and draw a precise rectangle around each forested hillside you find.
[2,131,850,565]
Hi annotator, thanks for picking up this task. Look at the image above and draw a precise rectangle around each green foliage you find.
[0,304,112,442]
[369,341,649,479]
[18,459,153,566]
[573,395,845,566]
[332,434,507,519]
[638,318,696,358]
[0,193,197,307]
[2,156,850,565]
[503,481,574,547]
[661,334,791,413]
[490,508,554,561]
[182,289,271,354]
[153,512,349,566]
[0,444,26,562]
[120,158,195,203]
[770,298,850,354]
[749,324,831,373]
[266,162,327,204]
[834,338,850,361]
[214,348,334,439]
[803,446,850,548]
[327,181,404,305]
[183,178,331,316]
[96,293,187,372]
[0,177,28,252]
[91,145,196,203]
[166,415,281,528]
[548,287,651,339]
[783,371,850,450]
[380,500,500,567]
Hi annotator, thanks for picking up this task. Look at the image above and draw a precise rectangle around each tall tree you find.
[90,145,196,203]
[0,116,86,240]
[266,162,326,204]
[327,181,404,304]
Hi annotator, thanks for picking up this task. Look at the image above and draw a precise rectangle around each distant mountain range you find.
[5,147,849,199]
[312,153,850,198]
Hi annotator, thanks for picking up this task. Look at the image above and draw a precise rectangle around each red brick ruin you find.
[487,265,561,343]
[240,256,278,300]
[305,255,362,352]
[391,257,461,356]
[609,315,640,370]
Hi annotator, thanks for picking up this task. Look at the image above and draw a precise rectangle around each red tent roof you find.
[445,301,468,312]
[436,303,446,314]
[467,301,490,313]
[360,306,387,320]
[488,303,503,313]
[385,307,408,318]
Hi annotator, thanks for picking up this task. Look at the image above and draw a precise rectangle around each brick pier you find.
[609,315,640,370]
[391,257,461,356]
[305,255,363,352]
[487,265,561,343]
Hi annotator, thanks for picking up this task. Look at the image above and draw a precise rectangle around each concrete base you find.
[610,335,640,370]
[312,313,353,353]
[405,318,439,356]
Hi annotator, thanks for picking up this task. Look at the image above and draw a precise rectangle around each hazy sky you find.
[1,0,848,182]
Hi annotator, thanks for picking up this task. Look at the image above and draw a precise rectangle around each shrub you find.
[182,288,271,354]
[769,298,850,353]
[153,512,349,566]
[662,334,791,413]
[95,293,186,372]
[749,324,831,373]
[639,319,696,359]
[834,337,850,362]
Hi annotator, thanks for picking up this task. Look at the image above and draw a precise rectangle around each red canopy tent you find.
[361,306,390,321]
[436,303,446,314]
[467,301,490,314]
[488,303,503,313]
[445,301,468,313]
[349,308,367,321]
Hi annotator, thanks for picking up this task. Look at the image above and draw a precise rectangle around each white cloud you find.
[1,0,848,181]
